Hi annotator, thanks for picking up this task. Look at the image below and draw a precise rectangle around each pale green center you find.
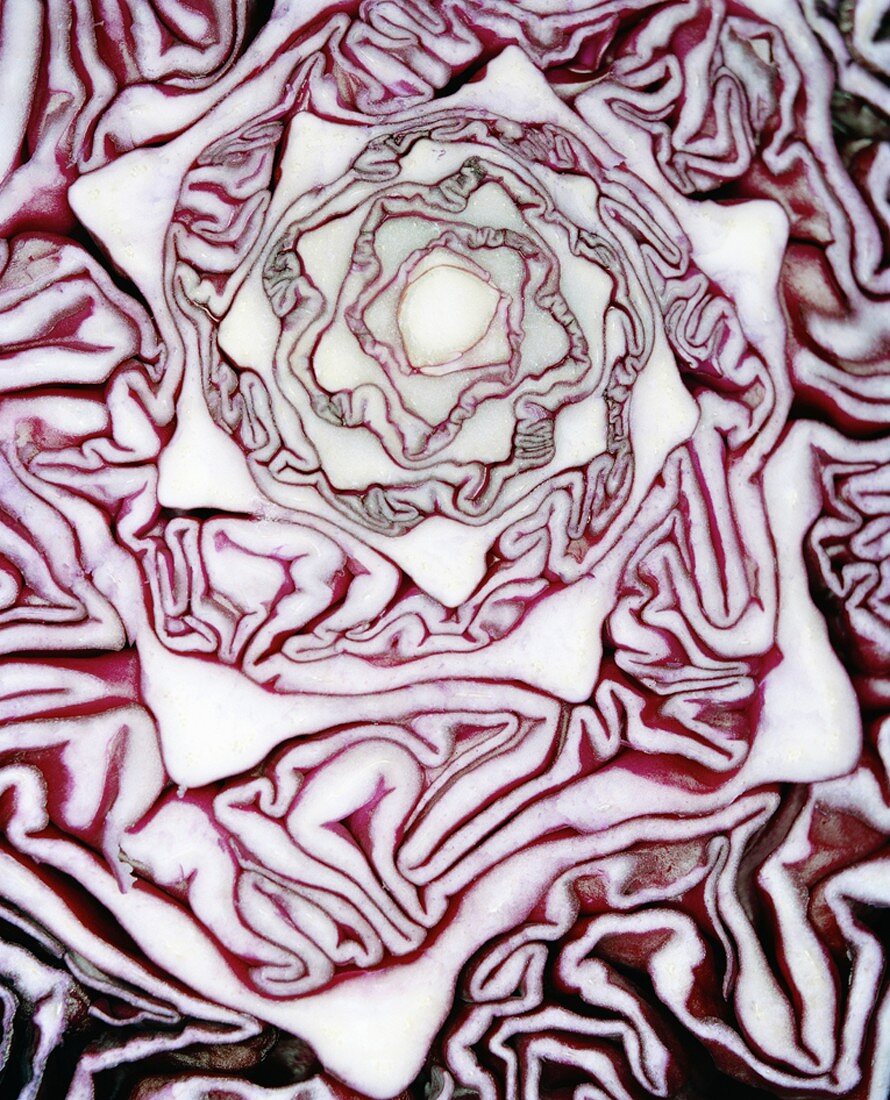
[397,265,499,370]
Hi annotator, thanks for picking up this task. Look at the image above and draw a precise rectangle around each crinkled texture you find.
[0,2,889,1099]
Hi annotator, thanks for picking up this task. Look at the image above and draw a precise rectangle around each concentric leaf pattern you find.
[0,2,888,1097]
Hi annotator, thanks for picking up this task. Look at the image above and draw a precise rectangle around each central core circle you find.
[397,264,499,371]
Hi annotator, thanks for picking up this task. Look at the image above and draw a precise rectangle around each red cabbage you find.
[0,1,889,1097]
